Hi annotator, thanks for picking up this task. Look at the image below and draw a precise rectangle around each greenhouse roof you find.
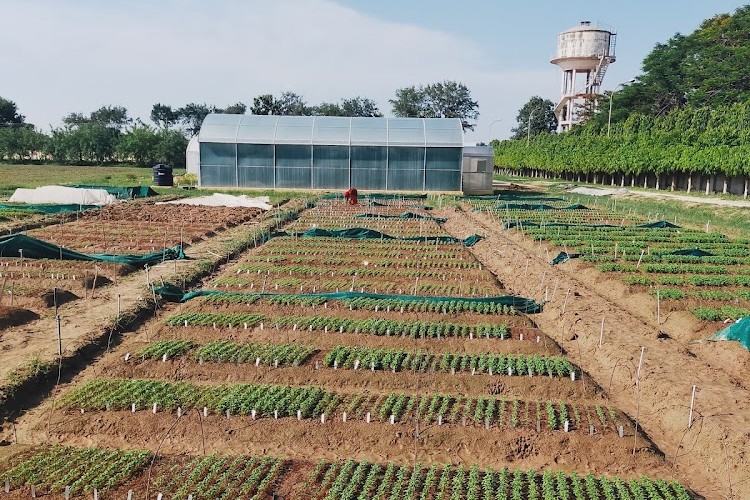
[198,114,464,147]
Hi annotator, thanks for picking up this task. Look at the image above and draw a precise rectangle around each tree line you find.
[495,101,750,178]
[499,5,750,178]
[0,81,479,167]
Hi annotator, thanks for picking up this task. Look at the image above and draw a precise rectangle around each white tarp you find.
[567,187,629,197]
[9,186,118,205]
[157,193,273,211]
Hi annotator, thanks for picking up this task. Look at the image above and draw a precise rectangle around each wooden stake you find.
[688,385,697,429]
[599,317,605,347]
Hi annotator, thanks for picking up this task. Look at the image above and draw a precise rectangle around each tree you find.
[340,97,382,117]
[151,103,179,129]
[390,81,479,131]
[89,105,131,131]
[217,102,247,114]
[0,97,25,125]
[510,96,557,140]
[312,97,382,117]
[390,86,430,119]
[176,103,212,136]
[250,94,275,115]
[250,92,310,116]
[116,123,161,166]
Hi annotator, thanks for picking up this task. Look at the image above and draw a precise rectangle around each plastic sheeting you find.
[9,186,118,206]
[156,194,273,210]
[69,185,157,199]
[153,284,544,313]
[713,318,750,350]
[273,227,482,246]
[567,187,628,197]
[0,234,184,267]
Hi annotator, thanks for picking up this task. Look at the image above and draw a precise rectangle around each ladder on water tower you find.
[592,56,610,89]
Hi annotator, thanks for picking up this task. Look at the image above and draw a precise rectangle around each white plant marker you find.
[131,403,136,413]
[688,385,697,429]
[342,412,347,422]
[152,403,158,414]
[366,412,371,423]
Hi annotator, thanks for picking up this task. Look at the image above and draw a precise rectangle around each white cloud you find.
[1,0,559,141]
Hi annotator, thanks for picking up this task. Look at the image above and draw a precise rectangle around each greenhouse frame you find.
[195,114,472,192]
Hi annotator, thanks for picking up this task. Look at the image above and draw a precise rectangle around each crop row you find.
[1,446,149,495]
[63,379,621,432]
[624,275,750,287]
[138,340,316,366]
[200,293,521,315]
[212,278,496,297]
[583,254,750,265]
[165,312,264,328]
[242,255,481,269]
[149,453,284,500]
[167,312,511,338]
[308,460,691,500]
[596,263,730,275]
[324,346,575,377]
[649,288,750,302]
[1,446,283,500]
[232,264,481,280]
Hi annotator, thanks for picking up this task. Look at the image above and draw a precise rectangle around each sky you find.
[2,0,747,144]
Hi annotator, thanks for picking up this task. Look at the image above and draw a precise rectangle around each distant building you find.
[187,114,493,194]
[551,21,617,132]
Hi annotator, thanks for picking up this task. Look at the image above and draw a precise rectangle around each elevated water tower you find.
[551,21,616,132]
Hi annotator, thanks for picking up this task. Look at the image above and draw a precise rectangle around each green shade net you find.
[713,318,750,350]
[354,212,446,223]
[496,203,589,211]
[635,221,681,229]
[322,192,428,200]
[68,185,157,199]
[272,227,482,246]
[464,192,566,202]
[663,248,715,257]
[0,203,99,214]
[153,284,544,313]
[0,233,184,267]
[552,252,582,265]
[503,220,680,230]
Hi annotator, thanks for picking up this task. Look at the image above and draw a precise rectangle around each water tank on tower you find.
[550,21,616,132]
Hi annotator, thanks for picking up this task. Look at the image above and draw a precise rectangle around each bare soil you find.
[441,205,750,499]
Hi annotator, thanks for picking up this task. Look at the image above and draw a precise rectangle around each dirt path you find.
[622,189,750,208]
[440,207,750,500]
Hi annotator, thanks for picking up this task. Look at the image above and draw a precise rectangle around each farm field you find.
[466,192,750,325]
[0,200,267,335]
[0,195,704,499]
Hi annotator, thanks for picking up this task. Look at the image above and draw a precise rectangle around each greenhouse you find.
[193,114,489,193]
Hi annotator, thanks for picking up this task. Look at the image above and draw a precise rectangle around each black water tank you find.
[152,163,173,186]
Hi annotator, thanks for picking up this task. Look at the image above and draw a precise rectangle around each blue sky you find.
[2,0,747,143]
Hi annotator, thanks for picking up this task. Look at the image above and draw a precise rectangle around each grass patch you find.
[0,164,320,203]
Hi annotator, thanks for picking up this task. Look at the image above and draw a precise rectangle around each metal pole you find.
[56,314,62,356]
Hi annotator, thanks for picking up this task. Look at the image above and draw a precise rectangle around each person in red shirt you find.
[343,187,358,205]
